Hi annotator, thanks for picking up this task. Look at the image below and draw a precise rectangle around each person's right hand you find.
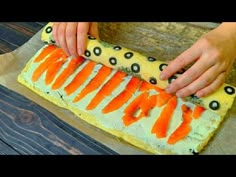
[52,22,99,57]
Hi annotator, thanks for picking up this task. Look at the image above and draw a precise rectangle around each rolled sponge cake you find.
[42,22,236,117]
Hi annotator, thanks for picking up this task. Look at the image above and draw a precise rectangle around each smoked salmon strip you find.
[86,70,127,110]
[73,65,112,103]
[151,96,177,138]
[156,91,174,107]
[192,105,205,119]
[64,61,96,96]
[33,45,57,63]
[102,77,141,114]
[51,56,85,90]
[122,92,149,126]
[31,48,65,82]
[139,94,157,118]
[139,81,164,92]
[45,58,67,85]
[167,104,193,145]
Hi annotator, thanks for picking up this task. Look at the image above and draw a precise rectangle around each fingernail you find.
[78,48,83,56]
[160,73,166,80]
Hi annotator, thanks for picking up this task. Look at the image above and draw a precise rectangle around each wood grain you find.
[0,22,46,54]
[0,84,117,155]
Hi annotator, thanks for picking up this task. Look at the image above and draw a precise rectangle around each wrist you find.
[217,22,236,40]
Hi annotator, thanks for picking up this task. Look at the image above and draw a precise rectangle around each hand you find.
[160,22,236,98]
[52,22,99,57]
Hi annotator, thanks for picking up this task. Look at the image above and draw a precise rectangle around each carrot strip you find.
[45,58,67,85]
[64,61,96,96]
[192,105,205,119]
[167,104,192,144]
[31,48,65,82]
[139,81,164,92]
[51,56,85,90]
[102,77,141,114]
[156,91,174,107]
[151,96,177,138]
[33,45,57,63]
[86,71,127,110]
[73,65,112,103]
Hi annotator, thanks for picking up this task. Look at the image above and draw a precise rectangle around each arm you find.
[52,22,99,57]
[160,22,236,98]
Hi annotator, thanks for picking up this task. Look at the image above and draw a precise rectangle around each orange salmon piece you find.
[73,65,112,103]
[102,77,141,114]
[167,104,193,144]
[139,81,164,92]
[122,92,149,126]
[51,56,85,90]
[192,105,205,119]
[32,48,65,82]
[86,71,126,110]
[124,92,148,114]
[64,61,96,96]
[156,91,174,107]
[139,94,157,118]
[33,45,57,63]
[45,57,67,85]
[151,96,177,138]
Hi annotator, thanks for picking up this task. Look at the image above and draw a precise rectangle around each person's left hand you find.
[160,23,236,98]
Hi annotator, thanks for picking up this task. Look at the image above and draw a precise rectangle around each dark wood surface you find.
[0,22,46,54]
[0,84,117,155]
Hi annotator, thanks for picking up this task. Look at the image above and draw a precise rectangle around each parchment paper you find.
[0,26,236,155]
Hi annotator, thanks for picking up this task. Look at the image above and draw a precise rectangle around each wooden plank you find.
[0,22,46,54]
[0,139,20,155]
[0,38,18,54]
[0,84,117,155]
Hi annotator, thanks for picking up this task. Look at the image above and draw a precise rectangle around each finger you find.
[57,22,69,56]
[65,22,78,57]
[77,22,89,56]
[196,72,226,97]
[160,41,203,80]
[166,53,215,94]
[52,22,59,45]
[89,22,99,39]
[175,64,222,98]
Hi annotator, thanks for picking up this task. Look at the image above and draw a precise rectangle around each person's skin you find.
[52,22,99,57]
[160,22,236,98]
[53,22,236,98]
